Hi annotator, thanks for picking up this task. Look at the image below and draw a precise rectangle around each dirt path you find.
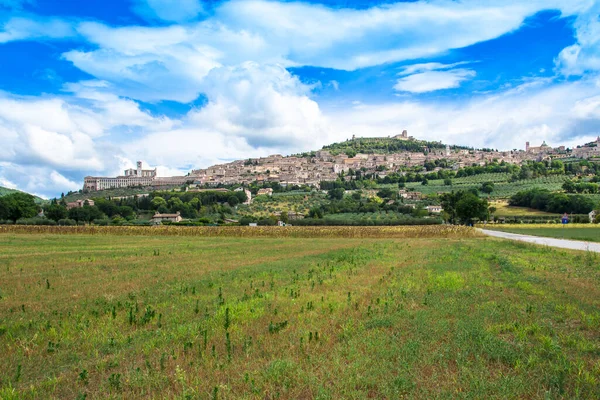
[480,229,600,253]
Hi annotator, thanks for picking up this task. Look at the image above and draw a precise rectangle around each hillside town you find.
[81,134,600,192]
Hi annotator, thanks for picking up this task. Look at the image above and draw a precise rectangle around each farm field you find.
[485,224,600,243]
[1,232,600,399]
[490,201,558,217]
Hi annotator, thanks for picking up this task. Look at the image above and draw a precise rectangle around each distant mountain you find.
[0,186,45,203]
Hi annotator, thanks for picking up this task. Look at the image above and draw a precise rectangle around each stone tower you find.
[525,142,530,152]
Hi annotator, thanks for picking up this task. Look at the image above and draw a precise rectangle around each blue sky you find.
[0,0,599,198]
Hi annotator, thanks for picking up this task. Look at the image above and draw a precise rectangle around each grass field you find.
[490,201,558,217]
[1,232,599,399]
[485,224,600,243]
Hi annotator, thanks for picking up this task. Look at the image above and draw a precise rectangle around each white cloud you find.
[51,0,595,102]
[0,17,75,43]
[189,62,330,148]
[127,62,331,169]
[133,0,204,23]
[0,162,79,198]
[329,77,600,151]
[556,1,600,75]
[394,63,477,93]
[0,90,177,197]
[398,62,473,76]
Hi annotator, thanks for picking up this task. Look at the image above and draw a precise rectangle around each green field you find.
[485,224,600,243]
[1,232,599,398]
[490,201,558,217]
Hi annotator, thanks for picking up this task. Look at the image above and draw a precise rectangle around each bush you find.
[57,219,77,226]
[16,217,56,226]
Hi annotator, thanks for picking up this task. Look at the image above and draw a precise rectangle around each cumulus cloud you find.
[50,0,594,102]
[556,1,600,75]
[0,91,177,197]
[127,62,331,169]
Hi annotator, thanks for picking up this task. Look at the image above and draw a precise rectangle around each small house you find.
[426,205,443,213]
[151,212,182,224]
[257,188,274,196]
[67,199,95,209]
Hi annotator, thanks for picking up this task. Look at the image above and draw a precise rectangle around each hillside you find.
[319,136,469,155]
[0,186,45,203]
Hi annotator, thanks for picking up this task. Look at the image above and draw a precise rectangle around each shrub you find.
[57,219,77,226]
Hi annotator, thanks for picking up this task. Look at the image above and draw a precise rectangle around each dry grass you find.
[0,224,481,239]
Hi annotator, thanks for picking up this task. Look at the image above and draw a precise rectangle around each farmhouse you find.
[66,199,95,209]
[426,205,443,213]
[257,188,274,196]
[151,212,182,223]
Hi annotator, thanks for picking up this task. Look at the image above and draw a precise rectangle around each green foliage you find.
[510,188,597,214]
[44,203,68,221]
[322,136,454,155]
[328,188,345,200]
[441,190,489,225]
[0,192,39,222]
[480,182,495,194]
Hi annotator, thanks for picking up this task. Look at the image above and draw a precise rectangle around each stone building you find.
[84,162,188,191]
[151,212,182,223]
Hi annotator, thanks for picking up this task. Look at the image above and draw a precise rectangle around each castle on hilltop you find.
[352,130,415,142]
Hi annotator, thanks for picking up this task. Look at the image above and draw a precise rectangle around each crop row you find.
[0,225,481,238]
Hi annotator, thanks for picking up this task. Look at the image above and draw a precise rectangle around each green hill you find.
[0,186,45,203]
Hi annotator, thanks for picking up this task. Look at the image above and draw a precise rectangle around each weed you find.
[108,373,121,391]
[78,369,88,385]
[269,321,288,334]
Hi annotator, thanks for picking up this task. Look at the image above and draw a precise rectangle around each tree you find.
[308,207,323,219]
[0,193,38,221]
[151,196,167,210]
[455,193,489,225]
[328,188,345,200]
[480,182,494,194]
[45,203,68,222]
[440,190,488,225]
[280,211,289,224]
[239,216,256,226]
[227,195,240,207]
[444,178,452,186]
[345,149,357,158]
[562,180,576,193]
[376,188,395,199]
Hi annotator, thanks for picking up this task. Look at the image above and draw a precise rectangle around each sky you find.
[0,0,599,198]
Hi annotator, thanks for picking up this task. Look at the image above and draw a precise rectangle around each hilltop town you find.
[82,132,600,192]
